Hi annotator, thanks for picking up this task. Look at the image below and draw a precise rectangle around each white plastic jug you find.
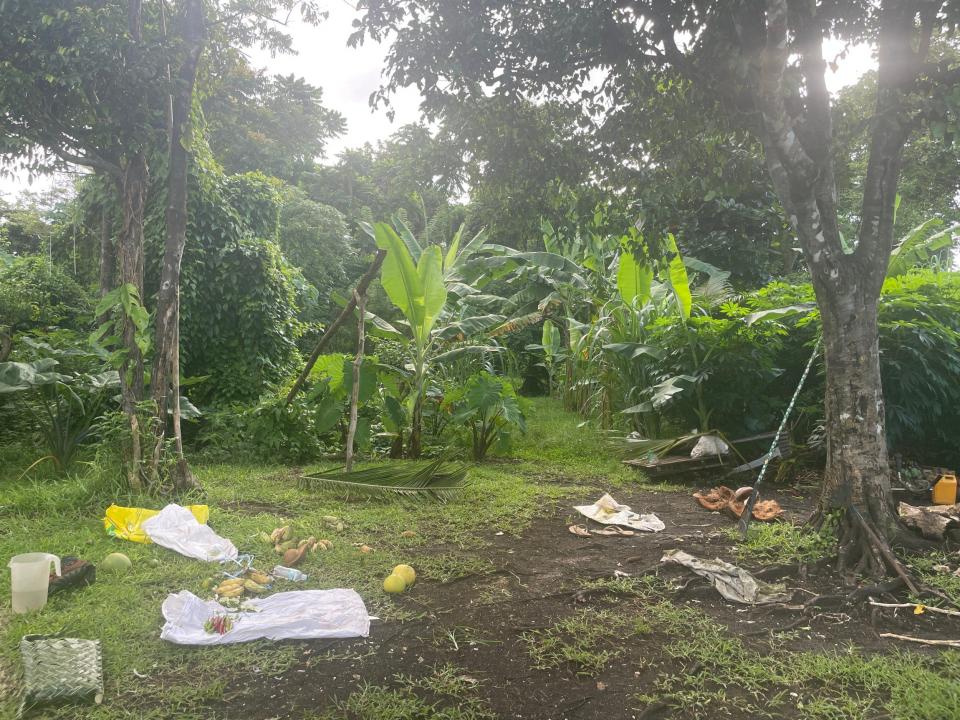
[8,553,61,613]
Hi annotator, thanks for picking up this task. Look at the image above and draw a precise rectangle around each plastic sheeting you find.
[661,549,791,604]
[141,504,238,562]
[160,590,371,645]
[574,493,665,533]
[103,504,209,544]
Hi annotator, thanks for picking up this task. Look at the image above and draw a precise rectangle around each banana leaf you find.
[300,457,469,499]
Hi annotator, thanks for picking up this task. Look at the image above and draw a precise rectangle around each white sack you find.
[142,504,238,562]
[690,435,729,458]
[574,493,665,532]
[160,589,370,645]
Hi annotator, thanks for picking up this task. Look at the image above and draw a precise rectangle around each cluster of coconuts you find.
[383,564,416,593]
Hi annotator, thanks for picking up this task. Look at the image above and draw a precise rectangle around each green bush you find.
[142,168,309,405]
[0,255,91,339]
[878,271,960,465]
[444,372,527,460]
[736,269,960,465]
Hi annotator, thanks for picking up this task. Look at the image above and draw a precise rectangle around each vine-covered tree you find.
[353,0,960,574]
[0,0,325,490]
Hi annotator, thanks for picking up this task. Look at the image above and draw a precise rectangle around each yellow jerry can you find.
[931,472,958,506]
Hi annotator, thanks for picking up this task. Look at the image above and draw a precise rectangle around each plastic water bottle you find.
[272,565,308,582]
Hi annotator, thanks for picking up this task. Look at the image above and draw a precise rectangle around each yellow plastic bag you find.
[103,504,209,544]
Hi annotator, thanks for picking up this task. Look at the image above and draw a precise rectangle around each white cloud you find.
[245,3,423,160]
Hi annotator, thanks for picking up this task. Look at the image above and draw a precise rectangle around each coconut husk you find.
[693,486,735,511]
[694,486,783,522]
[282,545,308,567]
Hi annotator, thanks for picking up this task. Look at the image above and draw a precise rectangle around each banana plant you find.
[372,221,504,458]
[525,319,563,396]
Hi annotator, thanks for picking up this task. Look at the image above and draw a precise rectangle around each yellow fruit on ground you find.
[383,573,406,594]
[393,564,416,586]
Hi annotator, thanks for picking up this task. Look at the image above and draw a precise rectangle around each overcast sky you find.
[0,7,875,202]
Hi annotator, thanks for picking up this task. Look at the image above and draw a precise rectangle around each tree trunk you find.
[116,151,148,491]
[742,0,935,578]
[815,287,902,555]
[98,208,115,303]
[150,0,204,491]
[344,290,366,472]
[409,392,423,459]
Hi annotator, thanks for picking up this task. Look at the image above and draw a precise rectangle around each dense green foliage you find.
[160,169,308,405]
[0,255,91,338]
[202,55,346,183]
[277,187,355,321]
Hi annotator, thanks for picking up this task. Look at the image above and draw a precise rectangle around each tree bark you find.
[746,0,933,571]
[816,290,899,538]
[98,208,115,300]
[344,290,366,472]
[151,0,204,491]
[409,389,423,459]
[116,151,148,491]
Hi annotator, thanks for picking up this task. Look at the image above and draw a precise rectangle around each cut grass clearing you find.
[0,398,636,718]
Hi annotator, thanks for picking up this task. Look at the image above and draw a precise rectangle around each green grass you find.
[3,398,960,719]
[0,397,641,717]
[631,601,960,720]
[726,519,835,565]
[909,551,960,606]
[309,663,495,720]
[523,608,641,676]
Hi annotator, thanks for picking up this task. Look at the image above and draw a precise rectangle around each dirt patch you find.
[195,486,959,720]
[220,499,293,516]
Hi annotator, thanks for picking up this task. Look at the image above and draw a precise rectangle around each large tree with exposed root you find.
[353,0,960,575]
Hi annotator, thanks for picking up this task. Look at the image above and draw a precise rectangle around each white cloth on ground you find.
[142,504,238,562]
[160,589,371,645]
[574,493,665,532]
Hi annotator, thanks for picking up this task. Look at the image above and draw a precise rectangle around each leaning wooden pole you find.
[285,249,386,406]
[344,289,366,472]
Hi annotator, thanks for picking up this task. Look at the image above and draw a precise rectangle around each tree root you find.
[811,506,920,595]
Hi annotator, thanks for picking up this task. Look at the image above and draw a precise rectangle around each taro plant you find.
[0,357,119,472]
[445,371,526,461]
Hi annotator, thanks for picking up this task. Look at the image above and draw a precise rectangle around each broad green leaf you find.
[313,394,343,434]
[341,358,378,404]
[309,353,348,393]
[602,342,664,360]
[417,244,447,341]
[617,252,653,306]
[432,345,504,363]
[542,319,561,356]
[444,224,463,272]
[382,394,407,432]
[744,304,816,326]
[887,219,958,277]
[395,216,423,262]
[375,222,425,328]
[0,359,66,393]
[665,234,692,319]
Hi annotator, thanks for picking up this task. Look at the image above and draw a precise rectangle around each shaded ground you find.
[195,487,960,720]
